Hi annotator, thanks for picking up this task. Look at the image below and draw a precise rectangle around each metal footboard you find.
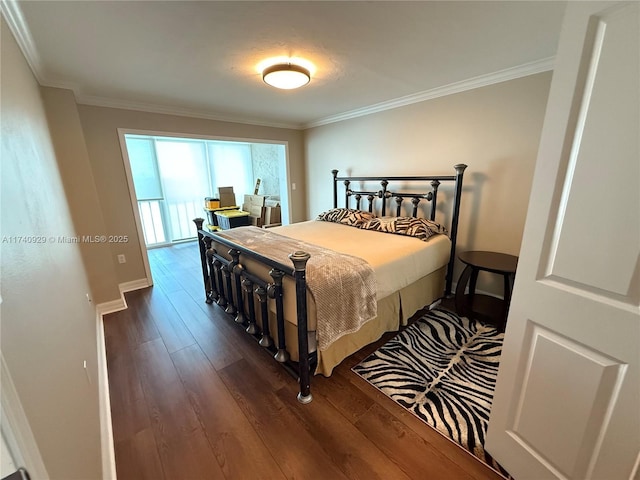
[194,217,313,403]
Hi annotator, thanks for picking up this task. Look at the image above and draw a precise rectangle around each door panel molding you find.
[538,276,640,311]
[506,321,626,479]
[542,2,640,298]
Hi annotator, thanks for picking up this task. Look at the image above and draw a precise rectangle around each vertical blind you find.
[126,137,163,201]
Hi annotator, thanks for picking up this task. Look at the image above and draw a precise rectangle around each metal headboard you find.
[331,164,467,296]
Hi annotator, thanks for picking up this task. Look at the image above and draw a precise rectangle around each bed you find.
[193,165,467,403]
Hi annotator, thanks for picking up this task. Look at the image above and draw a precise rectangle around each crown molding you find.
[2,0,554,132]
[75,94,303,130]
[304,56,556,128]
[1,0,44,84]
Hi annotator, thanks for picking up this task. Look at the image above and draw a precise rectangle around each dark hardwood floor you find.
[104,241,505,480]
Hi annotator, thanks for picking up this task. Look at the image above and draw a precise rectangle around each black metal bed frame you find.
[194,164,466,403]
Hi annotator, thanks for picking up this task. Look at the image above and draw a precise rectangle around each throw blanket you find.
[215,226,377,351]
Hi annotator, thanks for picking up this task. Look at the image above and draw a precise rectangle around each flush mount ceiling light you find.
[262,63,311,90]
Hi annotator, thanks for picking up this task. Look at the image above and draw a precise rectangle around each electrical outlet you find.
[117,254,126,264]
[292,182,297,191]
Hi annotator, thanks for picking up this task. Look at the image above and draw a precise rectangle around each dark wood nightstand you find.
[455,251,518,332]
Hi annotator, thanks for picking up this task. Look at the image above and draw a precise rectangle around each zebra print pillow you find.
[359,216,448,241]
[316,208,376,226]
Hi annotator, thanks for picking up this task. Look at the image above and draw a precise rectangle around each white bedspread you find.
[271,220,451,300]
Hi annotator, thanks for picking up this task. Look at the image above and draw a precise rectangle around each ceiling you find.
[9,1,567,129]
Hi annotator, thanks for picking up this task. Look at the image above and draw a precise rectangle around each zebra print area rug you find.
[352,308,508,476]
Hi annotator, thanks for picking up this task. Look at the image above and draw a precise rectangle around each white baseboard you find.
[96,298,127,316]
[428,298,442,310]
[96,313,117,480]
[119,278,151,293]
[95,278,150,317]
[93,277,149,480]
[0,354,50,479]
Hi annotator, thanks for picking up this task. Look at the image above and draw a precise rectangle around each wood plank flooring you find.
[104,241,505,480]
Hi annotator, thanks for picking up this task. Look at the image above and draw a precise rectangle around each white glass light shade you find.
[262,63,310,89]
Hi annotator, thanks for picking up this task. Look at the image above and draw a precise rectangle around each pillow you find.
[316,208,376,226]
[359,216,448,242]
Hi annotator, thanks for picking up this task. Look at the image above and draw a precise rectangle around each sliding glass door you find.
[124,134,283,247]
[155,139,210,242]
[126,136,168,245]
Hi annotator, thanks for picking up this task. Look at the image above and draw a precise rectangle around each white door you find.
[485,2,639,479]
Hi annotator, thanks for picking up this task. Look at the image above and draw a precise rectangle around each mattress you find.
[271,220,451,299]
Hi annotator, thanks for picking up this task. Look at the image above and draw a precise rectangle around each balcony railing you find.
[138,199,203,247]
[138,200,166,246]
[166,200,202,241]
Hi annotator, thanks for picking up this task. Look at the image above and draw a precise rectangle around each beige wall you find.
[40,87,120,304]
[77,105,306,285]
[305,73,552,295]
[1,19,102,479]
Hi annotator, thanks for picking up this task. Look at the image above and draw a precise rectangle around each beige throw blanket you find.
[215,226,377,351]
